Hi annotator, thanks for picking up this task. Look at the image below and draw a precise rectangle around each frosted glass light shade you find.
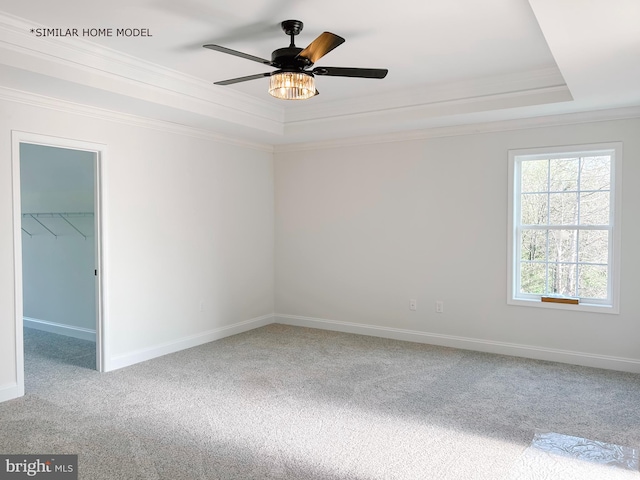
[268,72,315,100]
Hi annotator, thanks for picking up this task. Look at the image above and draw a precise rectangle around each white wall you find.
[274,118,640,371]
[22,235,96,331]
[21,144,96,333]
[2,92,637,405]
[0,97,275,399]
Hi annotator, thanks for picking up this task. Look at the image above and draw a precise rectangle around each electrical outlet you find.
[436,301,444,313]
[410,299,417,311]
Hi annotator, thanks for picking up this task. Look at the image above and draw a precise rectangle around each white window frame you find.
[507,142,622,314]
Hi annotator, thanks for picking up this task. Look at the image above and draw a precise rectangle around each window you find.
[508,143,621,313]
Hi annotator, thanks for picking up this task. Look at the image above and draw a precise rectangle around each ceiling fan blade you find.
[214,72,272,86]
[203,44,272,65]
[298,32,345,64]
[312,67,388,79]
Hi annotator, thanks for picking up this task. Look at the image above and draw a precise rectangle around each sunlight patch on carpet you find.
[508,431,640,480]
[197,393,523,479]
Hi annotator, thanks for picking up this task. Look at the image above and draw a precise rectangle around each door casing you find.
[11,130,108,396]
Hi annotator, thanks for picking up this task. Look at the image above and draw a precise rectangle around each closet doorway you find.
[12,132,106,396]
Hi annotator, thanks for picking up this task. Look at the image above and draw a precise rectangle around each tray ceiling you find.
[0,0,638,145]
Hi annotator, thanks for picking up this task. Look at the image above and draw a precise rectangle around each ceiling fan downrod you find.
[281,19,303,48]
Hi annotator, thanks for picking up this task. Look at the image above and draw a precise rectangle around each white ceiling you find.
[0,0,638,145]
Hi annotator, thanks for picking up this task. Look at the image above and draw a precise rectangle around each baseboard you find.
[108,313,275,371]
[274,314,640,374]
[23,317,96,342]
[0,383,21,403]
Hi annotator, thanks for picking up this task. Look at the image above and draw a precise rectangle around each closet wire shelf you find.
[21,212,94,240]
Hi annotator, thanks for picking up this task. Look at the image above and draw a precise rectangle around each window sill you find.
[508,297,619,314]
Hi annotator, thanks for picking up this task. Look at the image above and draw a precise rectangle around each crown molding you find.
[275,106,640,153]
[0,12,276,112]
[0,86,274,152]
[2,62,639,156]
[6,81,636,156]
[282,83,573,144]
[0,11,576,145]
[0,12,283,134]
[285,66,568,123]
[2,11,637,150]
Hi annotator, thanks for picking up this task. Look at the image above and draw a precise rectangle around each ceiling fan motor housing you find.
[271,47,312,70]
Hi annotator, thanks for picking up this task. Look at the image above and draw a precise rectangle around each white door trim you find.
[11,131,108,396]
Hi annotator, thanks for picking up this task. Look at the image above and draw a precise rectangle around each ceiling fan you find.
[203,20,389,100]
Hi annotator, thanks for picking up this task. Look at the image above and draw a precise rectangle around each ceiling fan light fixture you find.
[268,72,315,100]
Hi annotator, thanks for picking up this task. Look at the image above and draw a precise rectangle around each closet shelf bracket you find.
[30,214,57,239]
[58,213,87,240]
